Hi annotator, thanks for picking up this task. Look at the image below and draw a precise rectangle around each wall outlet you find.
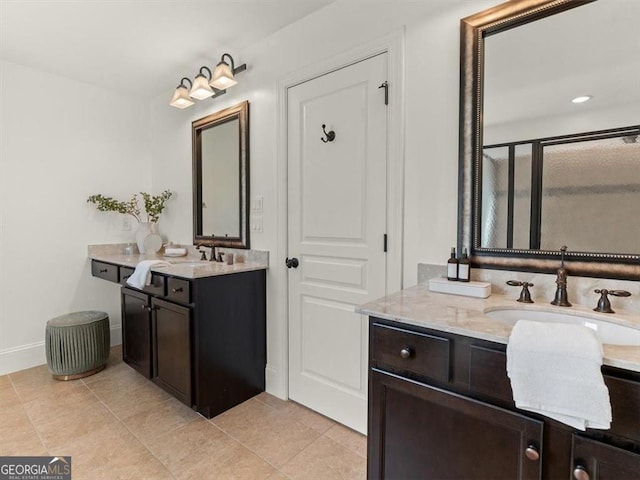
[122,216,132,231]
[251,215,263,232]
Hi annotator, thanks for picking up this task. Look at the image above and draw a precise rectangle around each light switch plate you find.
[252,196,263,213]
[251,215,263,232]
[122,216,131,231]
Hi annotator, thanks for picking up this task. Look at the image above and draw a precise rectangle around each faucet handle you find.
[593,289,631,314]
[507,280,534,303]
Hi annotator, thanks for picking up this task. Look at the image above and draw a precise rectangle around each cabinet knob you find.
[172,287,183,293]
[99,269,108,273]
[573,465,590,480]
[524,445,540,461]
[400,348,412,359]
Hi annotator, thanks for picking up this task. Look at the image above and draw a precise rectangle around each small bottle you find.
[458,248,470,282]
[447,247,459,281]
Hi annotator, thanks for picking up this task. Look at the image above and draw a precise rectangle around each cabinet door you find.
[368,369,543,480]
[152,297,192,406]
[571,436,640,480]
[121,288,152,378]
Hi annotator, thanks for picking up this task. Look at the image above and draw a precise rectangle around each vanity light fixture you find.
[169,78,195,109]
[571,95,592,104]
[169,54,246,109]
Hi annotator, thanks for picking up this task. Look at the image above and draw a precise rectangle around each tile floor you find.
[1,346,367,479]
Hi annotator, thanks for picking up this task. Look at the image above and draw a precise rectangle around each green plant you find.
[87,190,173,223]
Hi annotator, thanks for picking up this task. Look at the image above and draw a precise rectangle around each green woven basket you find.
[45,311,110,380]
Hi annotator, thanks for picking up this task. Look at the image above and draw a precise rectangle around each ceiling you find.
[0,0,333,99]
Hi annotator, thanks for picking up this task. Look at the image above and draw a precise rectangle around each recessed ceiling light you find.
[571,95,592,104]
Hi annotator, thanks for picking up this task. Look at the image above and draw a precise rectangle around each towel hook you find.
[321,124,335,143]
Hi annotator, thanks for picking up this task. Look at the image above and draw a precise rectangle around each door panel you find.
[288,53,388,433]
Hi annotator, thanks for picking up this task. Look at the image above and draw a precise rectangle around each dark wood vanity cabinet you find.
[368,318,640,480]
[94,260,266,418]
[121,288,153,378]
[151,297,192,406]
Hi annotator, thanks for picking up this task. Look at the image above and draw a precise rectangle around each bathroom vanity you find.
[90,252,267,418]
[359,286,640,480]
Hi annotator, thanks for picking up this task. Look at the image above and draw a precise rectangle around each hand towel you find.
[126,260,171,289]
[506,320,611,430]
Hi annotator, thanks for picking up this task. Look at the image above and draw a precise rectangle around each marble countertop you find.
[89,252,268,280]
[357,284,640,372]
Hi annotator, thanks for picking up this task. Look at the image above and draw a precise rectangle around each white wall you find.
[0,60,151,374]
[149,0,495,397]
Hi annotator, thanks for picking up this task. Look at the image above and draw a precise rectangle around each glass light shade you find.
[189,73,214,100]
[169,86,194,109]
[210,61,237,89]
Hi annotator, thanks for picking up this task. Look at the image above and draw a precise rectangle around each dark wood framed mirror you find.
[193,100,249,249]
[458,0,640,280]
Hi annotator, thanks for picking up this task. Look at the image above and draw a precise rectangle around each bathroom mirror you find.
[193,100,249,248]
[458,0,640,279]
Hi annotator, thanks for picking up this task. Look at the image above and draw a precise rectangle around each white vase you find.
[135,222,156,254]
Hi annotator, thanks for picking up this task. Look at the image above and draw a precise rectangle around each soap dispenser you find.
[447,247,459,281]
[458,248,470,282]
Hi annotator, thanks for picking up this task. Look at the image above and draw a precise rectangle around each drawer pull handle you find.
[172,287,184,293]
[400,348,412,359]
[573,465,589,480]
[99,269,108,273]
[524,446,539,461]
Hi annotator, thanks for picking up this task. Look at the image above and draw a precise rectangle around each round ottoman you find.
[45,311,110,380]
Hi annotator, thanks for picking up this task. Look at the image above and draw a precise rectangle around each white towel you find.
[506,320,611,431]
[126,260,171,289]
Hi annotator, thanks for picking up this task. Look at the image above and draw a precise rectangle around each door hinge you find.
[383,234,388,252]
[378,81,388,105]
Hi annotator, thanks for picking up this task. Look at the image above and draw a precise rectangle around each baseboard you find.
[265,364,287,400]
[0,326,122,376]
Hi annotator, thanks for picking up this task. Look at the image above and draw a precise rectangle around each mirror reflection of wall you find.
[201,118,240,237]
[483,1,640,144]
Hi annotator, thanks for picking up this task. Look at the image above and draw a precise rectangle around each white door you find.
[287,53,388,434]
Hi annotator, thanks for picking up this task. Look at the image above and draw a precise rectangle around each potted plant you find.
[87,190,173,253]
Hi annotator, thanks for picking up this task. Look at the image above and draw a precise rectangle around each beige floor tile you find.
[254,391,289,410]
[213,398,321,468]
[324,423,367,458]
[9,364,86,403]
[86,370,172,419]
[266,472,290,480]
[0,377,21,407]
[25,394,115,451]
[281,402,336,434]
[0,404,48,456]
[280,436,366,480]
[63,421,173,480]
[121,395,200,443]
[147,419,275,480]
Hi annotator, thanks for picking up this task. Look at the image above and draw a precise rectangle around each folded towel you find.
[126,260,171,289]
[506,320,611,430]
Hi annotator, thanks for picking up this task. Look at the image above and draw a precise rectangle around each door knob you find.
[573,465,590,480]
[524,445,540,461]
[286,257,299,269]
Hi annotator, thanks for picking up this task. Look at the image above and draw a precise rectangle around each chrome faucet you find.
[551,246,572,307]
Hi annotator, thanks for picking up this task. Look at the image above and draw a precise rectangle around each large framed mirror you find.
[458,0,640,279]
[193,100,249,249]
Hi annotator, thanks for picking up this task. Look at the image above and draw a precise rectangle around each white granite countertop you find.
[89,251,268,280]
[357,284,640,373]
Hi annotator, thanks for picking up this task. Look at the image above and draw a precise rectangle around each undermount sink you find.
[485,308,640,346]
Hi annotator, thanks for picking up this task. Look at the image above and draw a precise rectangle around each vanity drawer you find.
[166,277,191,304]
[371,322,451,383]
[91,260,119,283]
[120,266,134,285]
[469,344,513,403]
